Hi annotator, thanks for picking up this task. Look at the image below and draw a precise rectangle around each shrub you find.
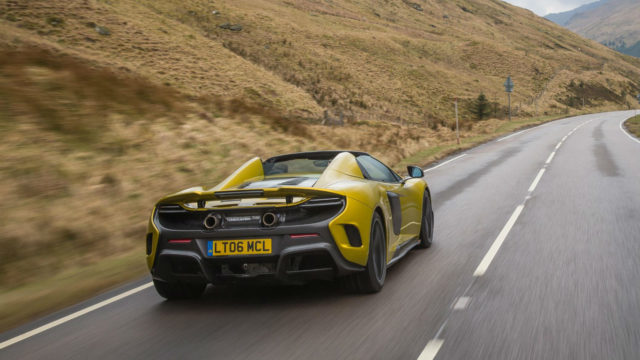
[469,93,491,120]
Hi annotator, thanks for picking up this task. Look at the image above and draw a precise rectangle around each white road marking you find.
[545,151,556,164]
[619,118,640,144]
[0,282,153,350]
[497,129,529,142]
[424,154,467,172]
[416,118,598,359]
[417,339,445,360]
[528,169,546,192]
[453,297,471,310]
[473,205,525,277]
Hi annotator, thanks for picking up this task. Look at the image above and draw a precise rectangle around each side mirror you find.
[407,165,424,179]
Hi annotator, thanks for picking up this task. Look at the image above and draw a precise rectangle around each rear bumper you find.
[151,224,364,285]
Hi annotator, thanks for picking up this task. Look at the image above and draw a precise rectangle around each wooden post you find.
[455,98,460,145]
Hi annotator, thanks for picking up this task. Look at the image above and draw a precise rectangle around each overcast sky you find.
[504,0,597,16]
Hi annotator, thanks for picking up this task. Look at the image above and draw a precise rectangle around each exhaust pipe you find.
[203,213,221,230]
[262,212,279,227]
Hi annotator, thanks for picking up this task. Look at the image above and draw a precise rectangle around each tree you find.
[470,93,491,120]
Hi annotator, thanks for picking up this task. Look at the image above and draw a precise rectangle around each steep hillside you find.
[2,0,640,125]
[546,0,640,58]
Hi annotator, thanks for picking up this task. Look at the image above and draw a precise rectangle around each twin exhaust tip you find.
[203,213,221,230]
[261,212,279,227]
[203,212,279,229]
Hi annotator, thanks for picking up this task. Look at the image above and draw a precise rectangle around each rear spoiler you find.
[156,186,345,206]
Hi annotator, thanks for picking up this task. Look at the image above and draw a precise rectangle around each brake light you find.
[168,239,192,244]
[290,233,320,239]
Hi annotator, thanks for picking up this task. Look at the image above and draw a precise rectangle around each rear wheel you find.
[153,279,206,300]
[418,191,434,248]
[342,212,387,293]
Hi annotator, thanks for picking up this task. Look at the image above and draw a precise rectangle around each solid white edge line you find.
[528,169,546,192]
[497,129,528,142]
[417,339,445,360]
[545,152,556,164]
[0,282,154,350]
[619,118,640,144]
[473,205,525,277]
[424,154,467,172]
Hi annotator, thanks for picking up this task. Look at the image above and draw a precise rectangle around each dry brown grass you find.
[0,44,442,287]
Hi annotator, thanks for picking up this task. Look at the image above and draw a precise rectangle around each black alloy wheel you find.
[342,212,387,293]
[418,191,434,248]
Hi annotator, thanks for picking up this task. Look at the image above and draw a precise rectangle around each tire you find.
[342,212,387,293]
[153,279,206,300]
[418,191,434,249]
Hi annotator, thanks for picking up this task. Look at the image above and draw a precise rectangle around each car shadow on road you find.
[153,249,419,311]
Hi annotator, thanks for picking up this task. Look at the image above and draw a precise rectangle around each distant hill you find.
[546,0,640,57]
[545,0,608,27]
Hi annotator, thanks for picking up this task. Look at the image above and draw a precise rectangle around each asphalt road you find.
[2,111,639,360]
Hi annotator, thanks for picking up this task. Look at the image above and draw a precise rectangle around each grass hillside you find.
[0,0,639,329]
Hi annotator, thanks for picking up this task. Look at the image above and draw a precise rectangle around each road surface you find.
[1,111,639,359]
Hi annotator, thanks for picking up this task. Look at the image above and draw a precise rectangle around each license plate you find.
[207,239,272,256]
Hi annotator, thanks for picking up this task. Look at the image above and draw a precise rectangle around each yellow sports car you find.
[146,151,433,299]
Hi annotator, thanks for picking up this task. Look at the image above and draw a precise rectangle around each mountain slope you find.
[546,0,640,57]
[2,0,640,125]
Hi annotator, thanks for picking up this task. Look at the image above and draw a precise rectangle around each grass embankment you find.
[624,115,640,138]
[0,251,146,332]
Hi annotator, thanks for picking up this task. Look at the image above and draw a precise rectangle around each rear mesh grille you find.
[155,197,344,231]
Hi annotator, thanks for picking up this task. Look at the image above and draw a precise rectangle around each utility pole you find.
[454,97,460,145]
[504,76,514,121]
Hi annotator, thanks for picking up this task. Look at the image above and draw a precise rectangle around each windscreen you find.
[263,156,334,175]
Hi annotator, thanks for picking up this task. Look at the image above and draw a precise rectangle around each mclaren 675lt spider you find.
[146,151,434,299]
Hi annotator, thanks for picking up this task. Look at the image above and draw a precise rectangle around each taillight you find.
[290,233,320,239]
[168,239,192,244]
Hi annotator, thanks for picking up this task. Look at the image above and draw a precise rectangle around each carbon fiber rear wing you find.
[156,187,345,207]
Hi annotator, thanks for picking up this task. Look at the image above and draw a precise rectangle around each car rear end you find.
[146,188,365,289]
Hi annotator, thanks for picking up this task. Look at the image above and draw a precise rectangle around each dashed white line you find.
[417,339,445,360]
[416,119,597,360]
[424,154,467,172]
[453,297,471,310]
[619,118,640,144]
[528,169,546,192]
[545,152,556,164]
[473,205,525,277]
[497,129,529,142]
[0,282,153,350]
